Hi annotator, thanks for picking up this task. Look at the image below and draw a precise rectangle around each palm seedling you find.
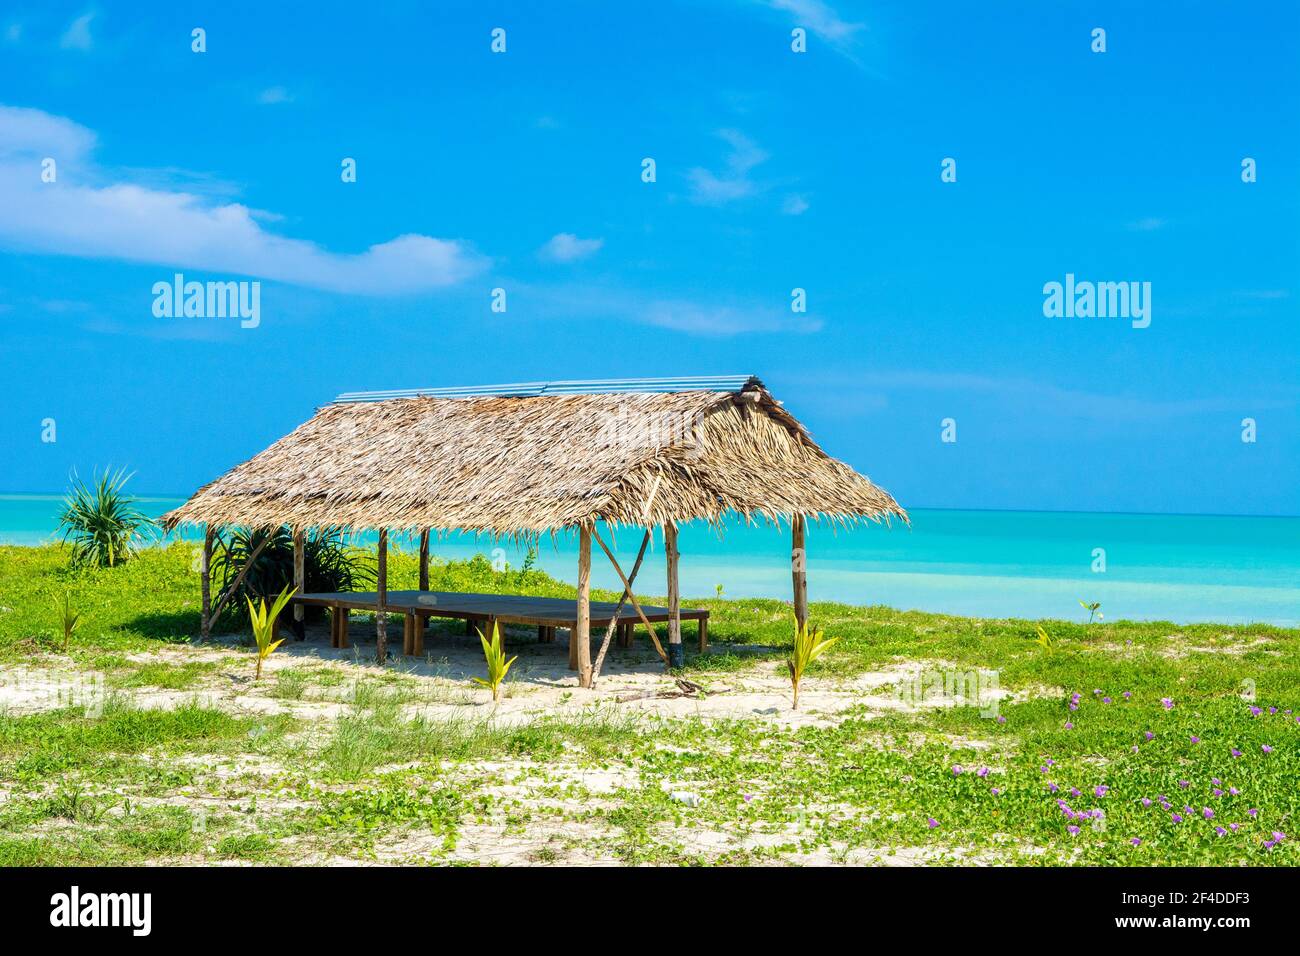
[53,593,81,653]
[57,468,156,568]
[474,621,517,703]
[1078,600,1103,624]
[787,616,837,710]
[247,585,296,681]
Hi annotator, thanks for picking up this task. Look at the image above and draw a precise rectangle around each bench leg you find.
[337,609,350,649]
[413,613,425,656]
[699,617,708,652]
[403,613,415,656]
[617,621,634,648]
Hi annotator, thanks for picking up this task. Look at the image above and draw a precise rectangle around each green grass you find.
[0,542,1296,866]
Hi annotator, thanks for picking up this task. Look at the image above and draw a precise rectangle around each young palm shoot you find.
[1078,600,1103,624]
[247,585,296,681]
[474,621,517,703]
[53,593,81,653]
[787,617,837,710]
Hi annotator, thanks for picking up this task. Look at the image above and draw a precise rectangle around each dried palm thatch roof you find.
[162,376,906,535]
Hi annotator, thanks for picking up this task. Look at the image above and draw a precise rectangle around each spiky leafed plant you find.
[57,468,156,568]
[247,585,296,681]
[53,593,81,653]
[211,526,374,628]
[787,616,837,710]
[474,621,517,702]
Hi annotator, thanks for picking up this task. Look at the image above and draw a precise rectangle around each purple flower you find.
[1247,808,1259,817]
[1215,826,1227,836]
[996,715,1006,724]
[1190,736,1200,744]
[1231,748,1242,758]
[1172,813,1183,823]
[1265,840,1276,850]
[976,766,990,778]
[990,787,1000,796]
[1213,789,1223,797]
[1093,689,1102,696]
[1212,778,1222,786]
[1178,780,1190,789]
[1230,787,1240,796]
[1144,731,1154,740]
[1161,698,1174,710]
[1102,697,1112,704]
[1064,722,1074,730]
[1273,831,1287,841]
[1069,702,1078,711]
[1048,782,1059,793]
[1067,825,1080,835]
[1123,691,1132,699]
[1070,787,1081,798]
[742,794,754,803]
[1130,837,1142,846]
[1131,746,1139,754]
[1203,807,1214,819]
[1045,758,1055,766]
[1141,798,1152,807]
[1094,785,1109,798]
[927,817,939,829]
[1269,707,1277,714]
[1262,745,1273,754]
[1230,823,1239,832]
[952,765,963,775]
[1249,706,1262,716]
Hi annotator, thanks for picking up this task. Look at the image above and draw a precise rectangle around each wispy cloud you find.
[538,232,603,263]
[257,86,294,105]
[782,193,810,215]
[4,22,21,44]
[0,104,488,295]
[641,298,821,336]
[688,128,768,205]
[1127,217,1166,232]
[59,11,95,51]
[762,0,865,60]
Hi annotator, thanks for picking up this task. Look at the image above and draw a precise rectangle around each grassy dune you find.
[0,542,1295,866]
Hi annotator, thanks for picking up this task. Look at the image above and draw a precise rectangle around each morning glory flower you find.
[927,817,939,829]
[1212,778,1222,786]
[1262,745,1273,754]
[1093,689,1102,696]
[1249,706,1262,716]
[1230,787,1239,796]
[1178,780,1190,789]
[1230,823,1239,832]
[1161,698,1174,709]
[1130,837,1142,846]
[1123,691,1132,699]
[1264,840,1276,850]
[977,767,990,778]
[1144,731,1154,740]
[1064,722,1074,730]
[996,715,1006,724]
[1231,748,1242,758]
[1269,707,1277,714]
[1067,825,1080,835]
[1213,789,1223,797]
[1172,813,1183,823]
[990,787,1000,796]
[952,765,963,775]
[1215,827,1227,836]
[1131,746,1139,753]
[1273,831,1287,841]
[1094,785,1109,798]
[1070,787,1081,798]
[1102,697,1112,704]
[1141,798,1152,807]
[1048,782,1059,793]
[1203,808,1215,819]
[1248,808,1259,817]
[1190,736,1200,744]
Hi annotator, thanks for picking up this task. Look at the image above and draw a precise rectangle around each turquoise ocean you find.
[2,494,1295,627]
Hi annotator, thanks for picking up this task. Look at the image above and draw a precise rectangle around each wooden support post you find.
[292,528,306,640]
[330,605,340,648]
[574,526,593,686]
[699,616,709,652]
[376,529,388,663]
[665,523,682,660]
[618,621,633,648]
[199,526,215,643]
[337,608,350,649]
[589,529,653,685]
[792,514,808,631]
[418,530,430,591]
[412,613,425,656]
[403,613,415,656]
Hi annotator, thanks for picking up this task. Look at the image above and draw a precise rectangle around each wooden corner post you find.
[199,526,215,642]
[418,530,430,591]
[792,514,808,631]
[376,529,388,663]
[574,525,593,687]
[665,523,682,663]
[292,528,306,640]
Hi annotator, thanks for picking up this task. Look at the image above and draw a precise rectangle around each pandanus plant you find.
[247,585,296,681]
[474,621,518,703]
[787,616,837,710]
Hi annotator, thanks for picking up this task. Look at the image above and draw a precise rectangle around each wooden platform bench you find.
[291,590,709,658]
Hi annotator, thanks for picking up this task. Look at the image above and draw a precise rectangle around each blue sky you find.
[1,1,1296,515]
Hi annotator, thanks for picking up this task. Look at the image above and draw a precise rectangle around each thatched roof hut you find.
[169,375,905,685]
[163,375,904,534]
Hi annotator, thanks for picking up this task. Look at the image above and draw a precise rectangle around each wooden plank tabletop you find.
[292,590,708,628]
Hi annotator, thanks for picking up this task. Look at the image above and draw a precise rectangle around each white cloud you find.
[1127,217,1165,232]
[782,193,810,215]
[764,0,865,58]
[0,104,488,295]
[538,232,603,263]
[641,299,821,336]
[60,12,95,51]
[688,129,768,205]
[257,86,293,105]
